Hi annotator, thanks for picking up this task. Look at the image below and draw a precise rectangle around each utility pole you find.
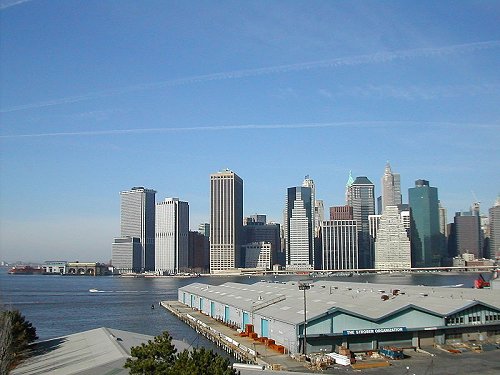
[298,281,311,356]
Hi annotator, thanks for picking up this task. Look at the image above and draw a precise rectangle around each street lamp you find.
[298,281,311,356]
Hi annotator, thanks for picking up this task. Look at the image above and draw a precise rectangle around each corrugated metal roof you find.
[179,280,500,325]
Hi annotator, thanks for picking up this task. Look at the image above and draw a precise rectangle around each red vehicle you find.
[474,274,490,289]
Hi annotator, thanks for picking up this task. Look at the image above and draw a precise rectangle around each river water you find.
[0,269,484,345]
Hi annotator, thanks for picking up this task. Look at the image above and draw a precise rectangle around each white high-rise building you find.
[285,186,313,269]
[321,220,358,270]
[115,187,156,272]
[155,198,189,275]
[381,162,402,213]
[210,169,243,273]
[374,206,411,269]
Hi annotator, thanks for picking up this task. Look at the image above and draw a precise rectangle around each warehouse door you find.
[210,301,215,317]
[190,294,195,307]
[224,306,230,322]
[242,312,250,329]
[347,335,375,352]
[261,318,269,338]
[378,332,413,348]
[199,298,204,312]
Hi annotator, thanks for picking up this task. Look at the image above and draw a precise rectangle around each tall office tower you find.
[489,197,500,259]
[285,186,313,269]
[408,179,443,267]
[198,223,210,237]
[374,206,411,269]
[155,198,189,275]
[244,221,281,267]
[454,207,483,259]
[330,205,353,220]
[381,162,402,213]
[118,187,156,271]
[321,220,358,270]
[210,169,243,273]
[346,176,375,268]
[188,231,209,273]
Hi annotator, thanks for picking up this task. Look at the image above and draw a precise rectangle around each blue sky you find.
[1,0,499,263]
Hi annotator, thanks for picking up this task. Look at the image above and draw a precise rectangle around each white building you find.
[374,205,411,269]
[287,189,313,269]
[210,170,243,273]
[243,242,272,269]
[116,187,156,271]
[321,220,358,270]
[155,198,189,275]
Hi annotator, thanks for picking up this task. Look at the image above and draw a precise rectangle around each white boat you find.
[89,288,99,293]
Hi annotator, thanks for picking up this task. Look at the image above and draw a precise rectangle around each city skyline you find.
[1,1,499,263]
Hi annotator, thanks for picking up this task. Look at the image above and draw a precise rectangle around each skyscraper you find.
[374,206,411,269]
[116,187,156,272]
[155,198,189,274]
[285,186,313,269]
[408,180,443,267]
[321,220,358,270]
[489,197,500,259]
[381,162,402,213]
[346,176,375,268]
[210,169,243,273]
[454,204,483,259]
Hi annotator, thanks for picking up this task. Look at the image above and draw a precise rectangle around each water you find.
[0,269,484,344]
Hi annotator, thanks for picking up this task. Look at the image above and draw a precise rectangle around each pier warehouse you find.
[178,280,500,354]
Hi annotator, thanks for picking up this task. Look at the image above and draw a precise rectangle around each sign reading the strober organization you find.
[343,327,407,335]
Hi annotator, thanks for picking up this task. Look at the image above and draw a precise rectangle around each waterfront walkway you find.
[161,300,308,372]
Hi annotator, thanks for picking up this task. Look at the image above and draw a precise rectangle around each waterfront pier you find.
[161,301,305,371]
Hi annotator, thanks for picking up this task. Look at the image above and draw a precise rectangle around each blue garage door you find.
[199,298,204,311]
[224,306,230,322]
[210,301,215,317]
[242,312,250,329]
[190,294,195,307]
[261,318,269,338]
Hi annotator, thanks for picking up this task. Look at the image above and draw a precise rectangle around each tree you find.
[169,347,235,375]
[124,331,177,374]
[0,309,38,373]
[125,331,236,375]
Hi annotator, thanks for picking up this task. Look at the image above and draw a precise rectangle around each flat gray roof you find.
[12,327,190,375]
[180,280,500,325]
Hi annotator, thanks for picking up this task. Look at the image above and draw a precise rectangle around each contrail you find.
[1,40,499,113]
[0,0,34,10]
[1,121,496,139]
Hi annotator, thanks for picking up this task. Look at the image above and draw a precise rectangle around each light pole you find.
[298,281,310,356]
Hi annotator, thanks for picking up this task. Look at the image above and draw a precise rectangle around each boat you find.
[8,265,43,275]
[89,289,99,293]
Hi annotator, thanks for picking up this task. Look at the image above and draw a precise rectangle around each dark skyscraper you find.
[455,211,482,259]
[346,176,375,268]
[408,180,443,267]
